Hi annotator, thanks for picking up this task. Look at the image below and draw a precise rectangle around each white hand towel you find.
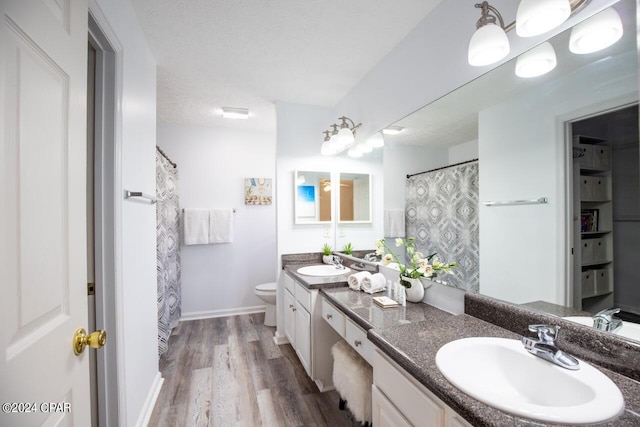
[362,273,387,294]
[384,209,405,238]
[209,209,234,243]
[184,208,210,245]
[348,271,371,291]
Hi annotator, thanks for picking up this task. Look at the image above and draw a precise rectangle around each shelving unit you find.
[574,135,615,313]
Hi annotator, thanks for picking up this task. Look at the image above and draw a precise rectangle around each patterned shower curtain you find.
[406,162,479,292]
[156,148,181,356]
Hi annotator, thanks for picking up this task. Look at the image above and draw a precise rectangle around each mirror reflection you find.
[380,0,639,340]
[294,170,332,224]
[338,173,372,223]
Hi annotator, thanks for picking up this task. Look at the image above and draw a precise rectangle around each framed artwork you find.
[297,185,316,217]
[245,177,273,205]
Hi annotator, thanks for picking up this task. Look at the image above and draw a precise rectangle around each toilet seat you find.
[256,282,276,292]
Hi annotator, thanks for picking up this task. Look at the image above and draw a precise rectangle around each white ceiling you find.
[130,0,443,131]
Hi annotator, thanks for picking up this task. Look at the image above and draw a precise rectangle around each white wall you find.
[478,51,638,306]
[449,139,478,164]
[157,123,277,318]
[93,0,160,425]
[275,101,384,342]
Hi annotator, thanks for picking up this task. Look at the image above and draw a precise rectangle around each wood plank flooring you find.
[148,313,362,427]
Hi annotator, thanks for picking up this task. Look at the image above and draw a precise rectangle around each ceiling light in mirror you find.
[382,125,405,135]
[569,7,623,54]
[221,106,250,119]
[347,147,363,158]
[337,127,355,146]
[515,41,557,78]
[355,141,373,153]
[516,0,571,37]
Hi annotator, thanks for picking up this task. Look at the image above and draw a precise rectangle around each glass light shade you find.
[368,132,385,148]
[569,8,623,54]
[221,107,250,119]
[337,127,355,146]
[515,42,557,78]
[382,126,404,135]
[329,133,341,148]
[516,0,571,37]
[468,23,510,66]
[321,140,337,155]
[355,142,373,153]
[347,148,363,158]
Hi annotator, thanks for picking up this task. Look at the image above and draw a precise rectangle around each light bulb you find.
[321,140,337,156]
[516,0,571,37]
[468,23,510,66]
[569,7,623,54]
[515,42,557,78]
[337,127,355,146]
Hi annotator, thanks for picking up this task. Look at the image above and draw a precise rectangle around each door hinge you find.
[87,282,95,296]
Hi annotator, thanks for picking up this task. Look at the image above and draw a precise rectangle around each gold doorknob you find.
[73,328,107,356]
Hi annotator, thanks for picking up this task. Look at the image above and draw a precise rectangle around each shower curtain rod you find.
[156,146,177,168]
[406,158,478,179]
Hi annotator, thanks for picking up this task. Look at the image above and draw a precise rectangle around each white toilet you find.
[255,282,277,326]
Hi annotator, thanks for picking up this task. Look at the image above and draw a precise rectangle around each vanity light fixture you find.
[221,106,250,119]
[569,7,623,54]
[468,0,589,67]
[321,116,361,155]
[515,41,557,78]
[355,141,373,153]
[382,125,405,135]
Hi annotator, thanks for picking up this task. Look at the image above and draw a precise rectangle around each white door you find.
[0,0,92,426]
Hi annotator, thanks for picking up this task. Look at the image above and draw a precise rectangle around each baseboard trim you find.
[135,372,163,427]
[181,305,266,321]
[273,330,289,346]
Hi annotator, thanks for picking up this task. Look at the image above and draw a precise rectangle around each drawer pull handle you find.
[354,339,362,347]
[293,307,297,312]
[289,304,294,309]
[326,314,333,320]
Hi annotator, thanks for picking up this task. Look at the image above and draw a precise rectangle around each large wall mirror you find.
[379,0,639,342]
[338,173,372,223]
[294,170,332,224]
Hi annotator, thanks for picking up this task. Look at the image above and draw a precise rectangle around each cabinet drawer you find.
[594,268,612,295]
[322,299,345,337]
[372,385,412,427]
[578,144,594,169]
[592,146,611,170]
[295,282,311,312]
[345,318,373,365]
[284,272,295,293]
[373,350,445,426]
[592,237,607,262]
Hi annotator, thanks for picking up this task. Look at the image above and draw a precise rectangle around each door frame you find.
[88,3,125,425]
[559,94,639,309]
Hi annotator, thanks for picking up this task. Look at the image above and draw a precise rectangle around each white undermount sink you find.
[296,265,350,277]
[435,337,624,425]
[563,316,640,341]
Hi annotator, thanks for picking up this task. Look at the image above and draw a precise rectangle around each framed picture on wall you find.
[245,177,273,205]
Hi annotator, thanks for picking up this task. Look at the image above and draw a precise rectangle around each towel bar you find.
[482,197,548,207]
[124,190,158,204]
[182,208,236,213]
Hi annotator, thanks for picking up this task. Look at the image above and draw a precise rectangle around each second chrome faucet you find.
[522,324,580,370]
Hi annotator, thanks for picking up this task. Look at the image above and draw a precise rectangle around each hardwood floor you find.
[148,313,362,427]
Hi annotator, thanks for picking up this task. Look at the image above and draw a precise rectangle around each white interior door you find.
[0,0,92,426]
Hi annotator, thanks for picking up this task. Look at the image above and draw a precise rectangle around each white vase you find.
[323,255,333,264]
[402,277,425,303]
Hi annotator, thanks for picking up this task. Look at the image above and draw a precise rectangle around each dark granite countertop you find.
[320,287,640,427]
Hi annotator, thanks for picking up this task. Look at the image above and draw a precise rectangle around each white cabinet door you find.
[284,289,296,347]
[295,301,311,376]
[1,1,92,426]
[372,385,412,427]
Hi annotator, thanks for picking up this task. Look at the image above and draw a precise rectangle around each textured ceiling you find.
[130,0,443,131]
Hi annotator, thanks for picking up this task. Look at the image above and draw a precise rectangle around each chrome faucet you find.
[329,255,345,269]
[593,308,623,333]
[363,252,380,262]
[522,324,580,370]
